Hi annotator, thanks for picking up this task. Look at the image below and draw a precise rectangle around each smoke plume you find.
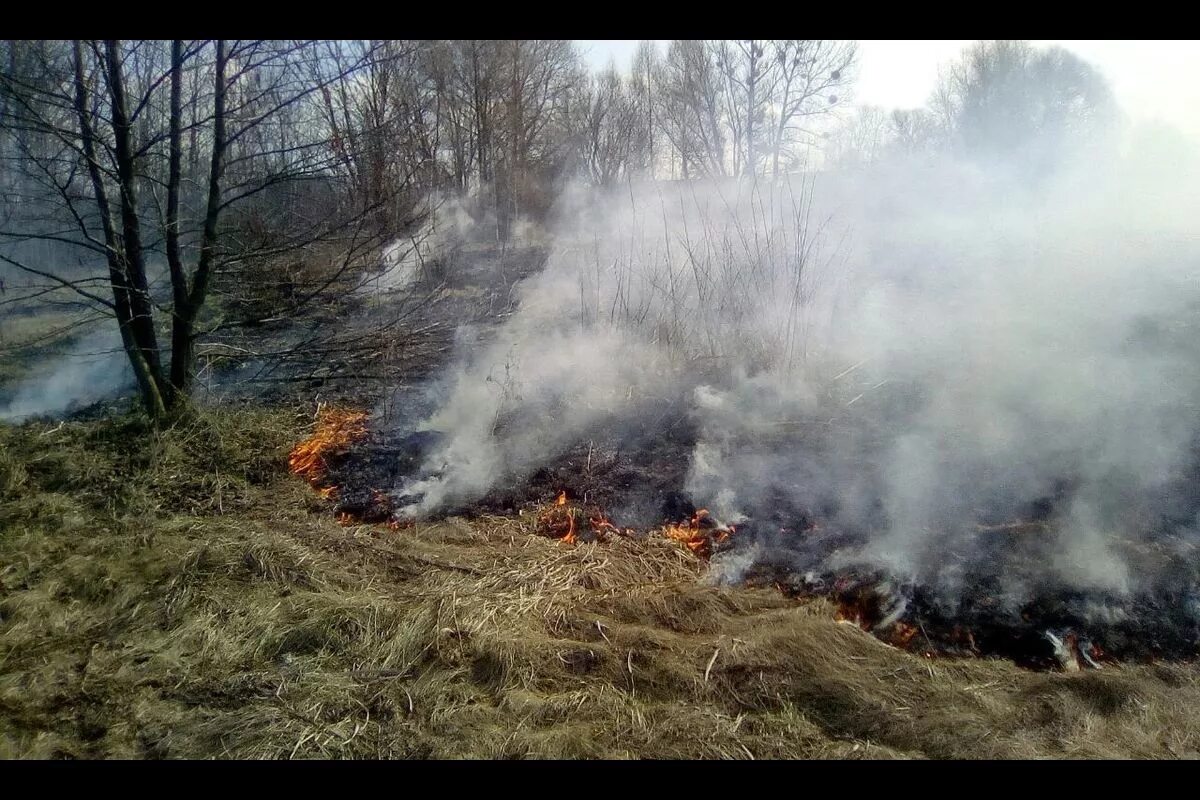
[0,320,133,423]
[392,119,1200,607]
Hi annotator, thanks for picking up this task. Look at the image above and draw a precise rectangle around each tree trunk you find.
[169,39,226,403]
[165,40,188,407]
[73,41,166,419]
[745,43,758,178]
[105,40,168,416]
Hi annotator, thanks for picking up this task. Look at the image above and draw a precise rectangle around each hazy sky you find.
[575,40,1200,142]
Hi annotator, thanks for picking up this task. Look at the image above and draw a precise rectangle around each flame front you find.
[536,499,736,555]
[289,406,369,500]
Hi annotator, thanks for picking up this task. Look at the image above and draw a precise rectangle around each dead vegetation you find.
[2,410,1200,759]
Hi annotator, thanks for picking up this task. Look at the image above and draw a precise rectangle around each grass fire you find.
[288,407,370,500]
[5,38,1200,761]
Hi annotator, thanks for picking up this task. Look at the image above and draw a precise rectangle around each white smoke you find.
[392,119,1200,600]
[365,191,548,296]
[0,319,132,423]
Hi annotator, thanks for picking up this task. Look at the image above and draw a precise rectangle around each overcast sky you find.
[575,40,1200,142]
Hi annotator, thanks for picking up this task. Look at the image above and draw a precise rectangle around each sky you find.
[575,40,1200,143]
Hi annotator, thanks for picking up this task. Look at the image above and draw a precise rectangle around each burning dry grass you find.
[533,491,635,545]
[662,508,734,559]
[3,409,1200,759]
[289,406,370,500]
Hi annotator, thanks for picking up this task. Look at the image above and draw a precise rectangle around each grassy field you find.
[2,409,1199,759]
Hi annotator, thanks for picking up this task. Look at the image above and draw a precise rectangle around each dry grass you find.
[2,409,1200,759]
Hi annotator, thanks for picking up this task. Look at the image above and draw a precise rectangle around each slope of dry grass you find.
[2,409,1199,759]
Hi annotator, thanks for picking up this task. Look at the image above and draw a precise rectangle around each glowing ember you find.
[289,406,369,500]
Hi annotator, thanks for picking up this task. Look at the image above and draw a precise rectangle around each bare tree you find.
[826,105,890,168]
[628,41,661,179]
[315,40,441,234]
[653,40,856,179]
[765,40,857,177]
[0,40,387,419]
[578,66,637,186]
[658,40,727,179]
[415,40,583,239]
[713,40,775,177]
[889,107,945,156]
[494,40,582,235]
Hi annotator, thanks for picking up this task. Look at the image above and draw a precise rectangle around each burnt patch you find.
[324,429,445,522]
[297,382,1200,672]
[472,403,699,524]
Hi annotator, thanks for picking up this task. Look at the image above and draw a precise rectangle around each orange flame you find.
[887,621,920,648]
[536,491,637,545]
[589,512,622,537]
[835,599,928,651]
[833,601,864,627]
[662,508,734,559]
[538,491,578,543]
[289,406,369,501]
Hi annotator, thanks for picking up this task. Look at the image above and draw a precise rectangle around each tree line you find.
[827,41,1116,172]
